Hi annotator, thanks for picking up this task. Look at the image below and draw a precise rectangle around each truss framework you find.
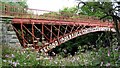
[12,18,115,53]
[1,3,117,53]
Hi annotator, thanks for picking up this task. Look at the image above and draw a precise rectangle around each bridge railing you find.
[0,2,113,24]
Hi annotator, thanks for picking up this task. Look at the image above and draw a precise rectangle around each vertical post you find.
[5,4,10,16]
[42,24,44,45]
[50,25,52,42]
[5,4,7,15]
[21,23,25,47]
[58,25,60,37]
[70,25,74,33]
[64,25,68,35]
[32,23,34,46]
[57,25,60,45]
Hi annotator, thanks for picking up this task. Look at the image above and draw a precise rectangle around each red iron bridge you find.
[1,3,119,53]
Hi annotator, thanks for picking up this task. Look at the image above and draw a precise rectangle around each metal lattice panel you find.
[12,18,115,53]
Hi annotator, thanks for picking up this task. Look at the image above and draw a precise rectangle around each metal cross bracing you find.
[12,18,115,53]
[1,3,118,53]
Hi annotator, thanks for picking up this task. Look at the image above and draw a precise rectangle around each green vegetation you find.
[78,1,120,45]
[0,0,28,8]
[1,0,120,67]
[2,33,120,67]
[0,0,28,17]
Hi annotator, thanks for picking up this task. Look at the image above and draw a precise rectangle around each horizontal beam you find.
[12,18,114,28]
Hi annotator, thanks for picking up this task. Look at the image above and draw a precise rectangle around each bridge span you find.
[1,3,118,53]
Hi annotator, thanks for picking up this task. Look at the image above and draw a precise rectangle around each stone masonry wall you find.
[0,20,21,48]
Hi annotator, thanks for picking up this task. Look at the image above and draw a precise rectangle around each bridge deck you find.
[12,18,114,28]
[0,2,114,26]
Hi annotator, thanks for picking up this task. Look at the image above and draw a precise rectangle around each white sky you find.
[27,0,77,12]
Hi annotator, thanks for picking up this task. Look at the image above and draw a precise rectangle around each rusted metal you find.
[1,3,114,24]
[21,23,25,47]
[11,18,115,53]
[12,25,29,45]
[1,3,116,53]
[32,23,34,47]
[50,25,52,42]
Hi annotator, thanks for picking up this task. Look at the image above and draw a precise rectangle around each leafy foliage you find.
[78,1,120,44]
[59,7,77,18]
[1,0,120,67]
[2,43,120,67]
[0,0,28,8]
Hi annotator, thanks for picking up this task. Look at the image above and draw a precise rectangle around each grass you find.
[0,45,2,68]
[1,44,120,67]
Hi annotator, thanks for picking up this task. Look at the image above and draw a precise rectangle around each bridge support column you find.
[50,25,52,42]
[21,23,25,47]
[42,24,45,45]
[32,23,35,47]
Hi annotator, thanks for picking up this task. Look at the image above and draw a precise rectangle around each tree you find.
[59,7,77,18]
[0,0,28,15]
[77,1,120,46]
[0,0,28,8]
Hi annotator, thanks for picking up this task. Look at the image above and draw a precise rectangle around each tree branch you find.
[77,1,86,9]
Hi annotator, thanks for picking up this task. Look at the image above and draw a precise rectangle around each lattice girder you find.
[12,18,115,53]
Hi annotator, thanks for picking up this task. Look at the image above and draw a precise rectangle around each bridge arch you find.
[40,27,116,53]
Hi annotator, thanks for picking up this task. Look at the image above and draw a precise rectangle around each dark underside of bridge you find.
[48,31,115,56]
[12,22,116,54]
[12,23,90,48]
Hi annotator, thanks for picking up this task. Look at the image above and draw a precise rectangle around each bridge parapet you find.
[0,2,113,24]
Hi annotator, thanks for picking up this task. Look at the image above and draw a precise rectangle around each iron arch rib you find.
[12,18,115,53]
[40,27,116,53]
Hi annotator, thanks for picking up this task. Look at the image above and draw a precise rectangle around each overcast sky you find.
[27,0,77,12]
